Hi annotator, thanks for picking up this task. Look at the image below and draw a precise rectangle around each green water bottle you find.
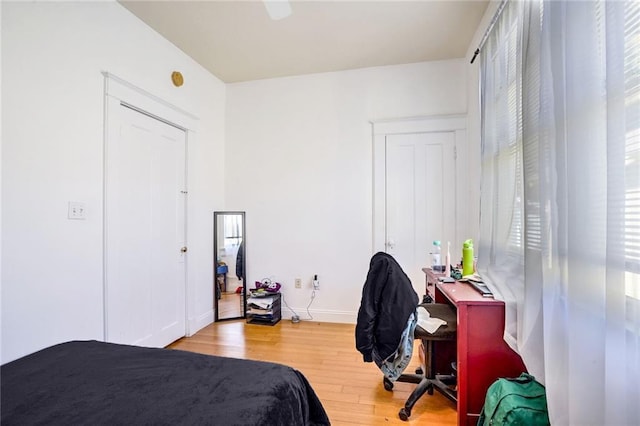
[462,239,474,276]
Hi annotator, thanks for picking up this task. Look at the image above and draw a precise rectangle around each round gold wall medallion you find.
[171,71,184,87]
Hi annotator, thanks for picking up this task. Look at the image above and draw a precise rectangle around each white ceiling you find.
[119,0,489,83]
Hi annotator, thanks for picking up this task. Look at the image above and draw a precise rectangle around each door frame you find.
[102,72,198,340]
[371,115,467,255]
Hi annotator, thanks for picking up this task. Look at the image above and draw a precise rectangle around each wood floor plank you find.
[169,319,457,425]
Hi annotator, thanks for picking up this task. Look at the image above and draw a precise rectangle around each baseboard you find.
[187,310,214,336]
[281,307,357,324]
[188,307,354,331]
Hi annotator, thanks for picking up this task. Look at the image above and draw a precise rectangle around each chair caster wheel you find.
[399,407,411,421]
[427,383,434,395]
[383,377,393,391]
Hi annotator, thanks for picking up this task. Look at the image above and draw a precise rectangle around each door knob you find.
[386,239,396,249]
[180,247,188,253]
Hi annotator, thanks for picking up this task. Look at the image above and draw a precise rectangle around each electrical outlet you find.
[295,278,302,289]
[68,201,87,220]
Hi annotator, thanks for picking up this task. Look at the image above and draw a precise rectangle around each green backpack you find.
[477,373,550,426]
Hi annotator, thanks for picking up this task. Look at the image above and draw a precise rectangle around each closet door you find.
[384,131,456,292]
[105,102,187,348]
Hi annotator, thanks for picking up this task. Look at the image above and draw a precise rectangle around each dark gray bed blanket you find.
[1,340,330,426]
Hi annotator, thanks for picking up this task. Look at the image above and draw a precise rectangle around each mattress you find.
[1,340,330,425]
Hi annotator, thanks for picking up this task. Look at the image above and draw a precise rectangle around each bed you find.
[1,340,330,425]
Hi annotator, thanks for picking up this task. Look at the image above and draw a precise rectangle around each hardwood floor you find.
[217,291,243,319]
[169,319,457,425]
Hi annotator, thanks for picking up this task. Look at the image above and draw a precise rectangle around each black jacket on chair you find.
[356,252,419,363]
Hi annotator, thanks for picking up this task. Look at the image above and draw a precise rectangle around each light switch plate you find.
[68,202,87,220]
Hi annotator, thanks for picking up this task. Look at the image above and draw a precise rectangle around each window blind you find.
[625,0,640,298]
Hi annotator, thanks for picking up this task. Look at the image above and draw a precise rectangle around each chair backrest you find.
[355,252,419,363]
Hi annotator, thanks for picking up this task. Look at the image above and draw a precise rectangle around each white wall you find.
[226,60,467,322]
[1,1,225,363]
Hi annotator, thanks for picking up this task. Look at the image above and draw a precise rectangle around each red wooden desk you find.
[423,268,526,426]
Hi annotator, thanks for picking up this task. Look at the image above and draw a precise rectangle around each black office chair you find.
[355,252,458,421]
[385,302,458,420]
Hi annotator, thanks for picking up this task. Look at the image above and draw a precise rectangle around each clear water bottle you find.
[431,240,441,269]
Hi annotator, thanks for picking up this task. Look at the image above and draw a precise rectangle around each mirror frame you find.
[213,211,246,321]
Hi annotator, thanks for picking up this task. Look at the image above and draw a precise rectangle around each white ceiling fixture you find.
[263,0,292,20]
[119,0,489,83]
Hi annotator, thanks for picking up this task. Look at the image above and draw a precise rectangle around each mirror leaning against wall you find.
[213,211,246,321]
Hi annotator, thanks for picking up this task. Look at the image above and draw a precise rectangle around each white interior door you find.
[385,132,456,293]
[105,103,186,348]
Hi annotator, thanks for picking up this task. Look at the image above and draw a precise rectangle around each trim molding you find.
[102,71,200,343]
[372,114,467,254]
[371,114,466,135]
[188,310,214,336]
[102,72,198,125]
[281,307,357,324]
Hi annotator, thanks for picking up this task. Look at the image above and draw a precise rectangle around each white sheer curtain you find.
[538,1,640,423]
[479,1,640,424]
[478,0,532,369]
[223,214,243,246]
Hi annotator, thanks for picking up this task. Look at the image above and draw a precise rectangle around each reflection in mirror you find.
[214,211,246,321]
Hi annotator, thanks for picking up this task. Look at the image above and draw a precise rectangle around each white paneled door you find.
[105,103,186,348]
[385,132,456,294]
